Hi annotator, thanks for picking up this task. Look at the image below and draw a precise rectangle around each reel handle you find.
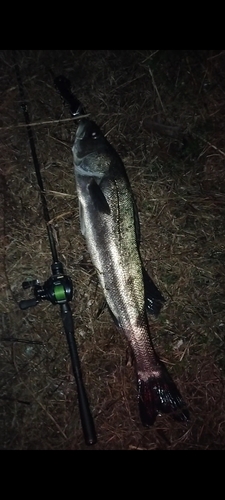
[19,298,39,310]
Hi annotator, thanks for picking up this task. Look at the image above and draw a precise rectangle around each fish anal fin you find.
[106,303,122,329]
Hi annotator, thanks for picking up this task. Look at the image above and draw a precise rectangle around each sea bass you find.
[72,118,189,426]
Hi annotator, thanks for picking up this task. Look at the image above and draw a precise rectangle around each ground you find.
[0,49,225,449]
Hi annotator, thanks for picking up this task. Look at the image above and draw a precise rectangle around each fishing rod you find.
[13,53,97,446]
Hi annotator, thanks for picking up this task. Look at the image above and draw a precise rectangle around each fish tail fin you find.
[137,362,189,426]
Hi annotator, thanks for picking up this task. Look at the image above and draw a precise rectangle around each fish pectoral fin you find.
[88,178,111,215]
[142,266,165,316]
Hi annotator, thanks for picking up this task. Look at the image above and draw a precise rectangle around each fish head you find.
[72,119,114,178]
[75,118,102,142]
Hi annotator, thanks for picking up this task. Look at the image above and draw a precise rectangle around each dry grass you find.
[0,49,225,449]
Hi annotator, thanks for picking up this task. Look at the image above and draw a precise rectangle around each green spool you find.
[54,284,66,302]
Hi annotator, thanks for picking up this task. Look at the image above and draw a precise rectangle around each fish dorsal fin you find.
[132,195,141,247]
[131,195,165,316]
[142,266,165,316]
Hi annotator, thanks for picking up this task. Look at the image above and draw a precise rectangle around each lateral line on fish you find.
[114,178,122,250]
[100,238,133,325]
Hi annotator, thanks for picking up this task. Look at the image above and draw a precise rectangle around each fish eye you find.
[92,131,98,139]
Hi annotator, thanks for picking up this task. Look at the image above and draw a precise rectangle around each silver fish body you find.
[72,118,189,425]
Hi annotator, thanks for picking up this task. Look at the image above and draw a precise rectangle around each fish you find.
[72,118,189,426]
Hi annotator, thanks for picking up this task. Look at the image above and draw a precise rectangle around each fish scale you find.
[79,174,144,327]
